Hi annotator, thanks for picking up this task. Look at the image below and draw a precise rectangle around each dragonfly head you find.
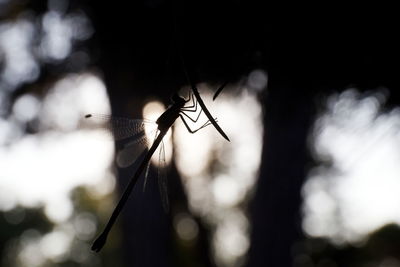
[171,93,185,105]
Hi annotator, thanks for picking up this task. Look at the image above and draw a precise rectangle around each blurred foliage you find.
[71,187,125,267]
[294,224,400,267]
[0,206,52,266]
[0,0,125,265]
[0,186,124,267]
[1,1,399,267]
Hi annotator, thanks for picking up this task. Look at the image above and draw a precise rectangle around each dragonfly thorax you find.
[171,93,186,105]
[156,93,185,131]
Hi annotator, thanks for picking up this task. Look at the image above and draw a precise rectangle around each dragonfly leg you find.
[180,108,203,123]
[213,81,229,101]
[181,91,198,112]
[182,91,196,109]
[179,114,217,133]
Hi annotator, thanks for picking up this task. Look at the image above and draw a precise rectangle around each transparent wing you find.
[83,113,155,141]
[83,113,158,168]
[116,140,149,168]
[142,161,151,191]
[142,131,158,191]
[158,140,169,212]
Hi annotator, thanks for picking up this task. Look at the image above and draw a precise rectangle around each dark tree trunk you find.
[247,80,316,267]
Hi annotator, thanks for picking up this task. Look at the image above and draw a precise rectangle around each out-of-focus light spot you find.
[41,11,72,60]
[302,179,337,238]
[214,222,249,266]
[0,73,113,225]
[174,213,199,241]
[0,18,39,88]
[303,89,400,244]
[175,125,212,177]
[70,241,97,264]
[4,207,26,224]
[143,101,164,120]
[20,229,41,244]
[18,242,45,267]
[0,118,15,145]
[40,9,93,62]
[176,86,263,194]
[73,212,96,240]
[68,12,93,40]
[142,100,172,164]
[87,172,116,199]
[18,229,45,267]
[44,197,73,223]
[212,175,242,207]
[116,140,149,168]
[143,100,165,137]
[0,187,17,211]
[40,230,71,261]
[12,94,41,122]
[247,69,268,92]
[0,130,113,218]
[0,117,23,145]
[174,81,263,266]
[41,73,110,131]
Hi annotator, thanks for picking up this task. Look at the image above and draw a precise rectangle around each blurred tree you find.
[2,0,398,267]
[0,0,121,266]
[0,207,52,266]
[87,1,399,267]
[294,224,400,267]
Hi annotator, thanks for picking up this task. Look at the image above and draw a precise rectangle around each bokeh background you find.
[1,1,399,267]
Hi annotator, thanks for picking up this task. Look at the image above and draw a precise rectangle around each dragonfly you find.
[89,85,229,252]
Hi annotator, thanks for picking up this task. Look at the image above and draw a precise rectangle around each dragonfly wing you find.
[84,113,155,141]
[84,113,158,168]
[158,140,169,212]
[142,160,151,192]
[116,138,148,168]
[115,129,159,168]
[142,131,158,191]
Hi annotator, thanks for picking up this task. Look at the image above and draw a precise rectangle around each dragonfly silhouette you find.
[89,86,229,252]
